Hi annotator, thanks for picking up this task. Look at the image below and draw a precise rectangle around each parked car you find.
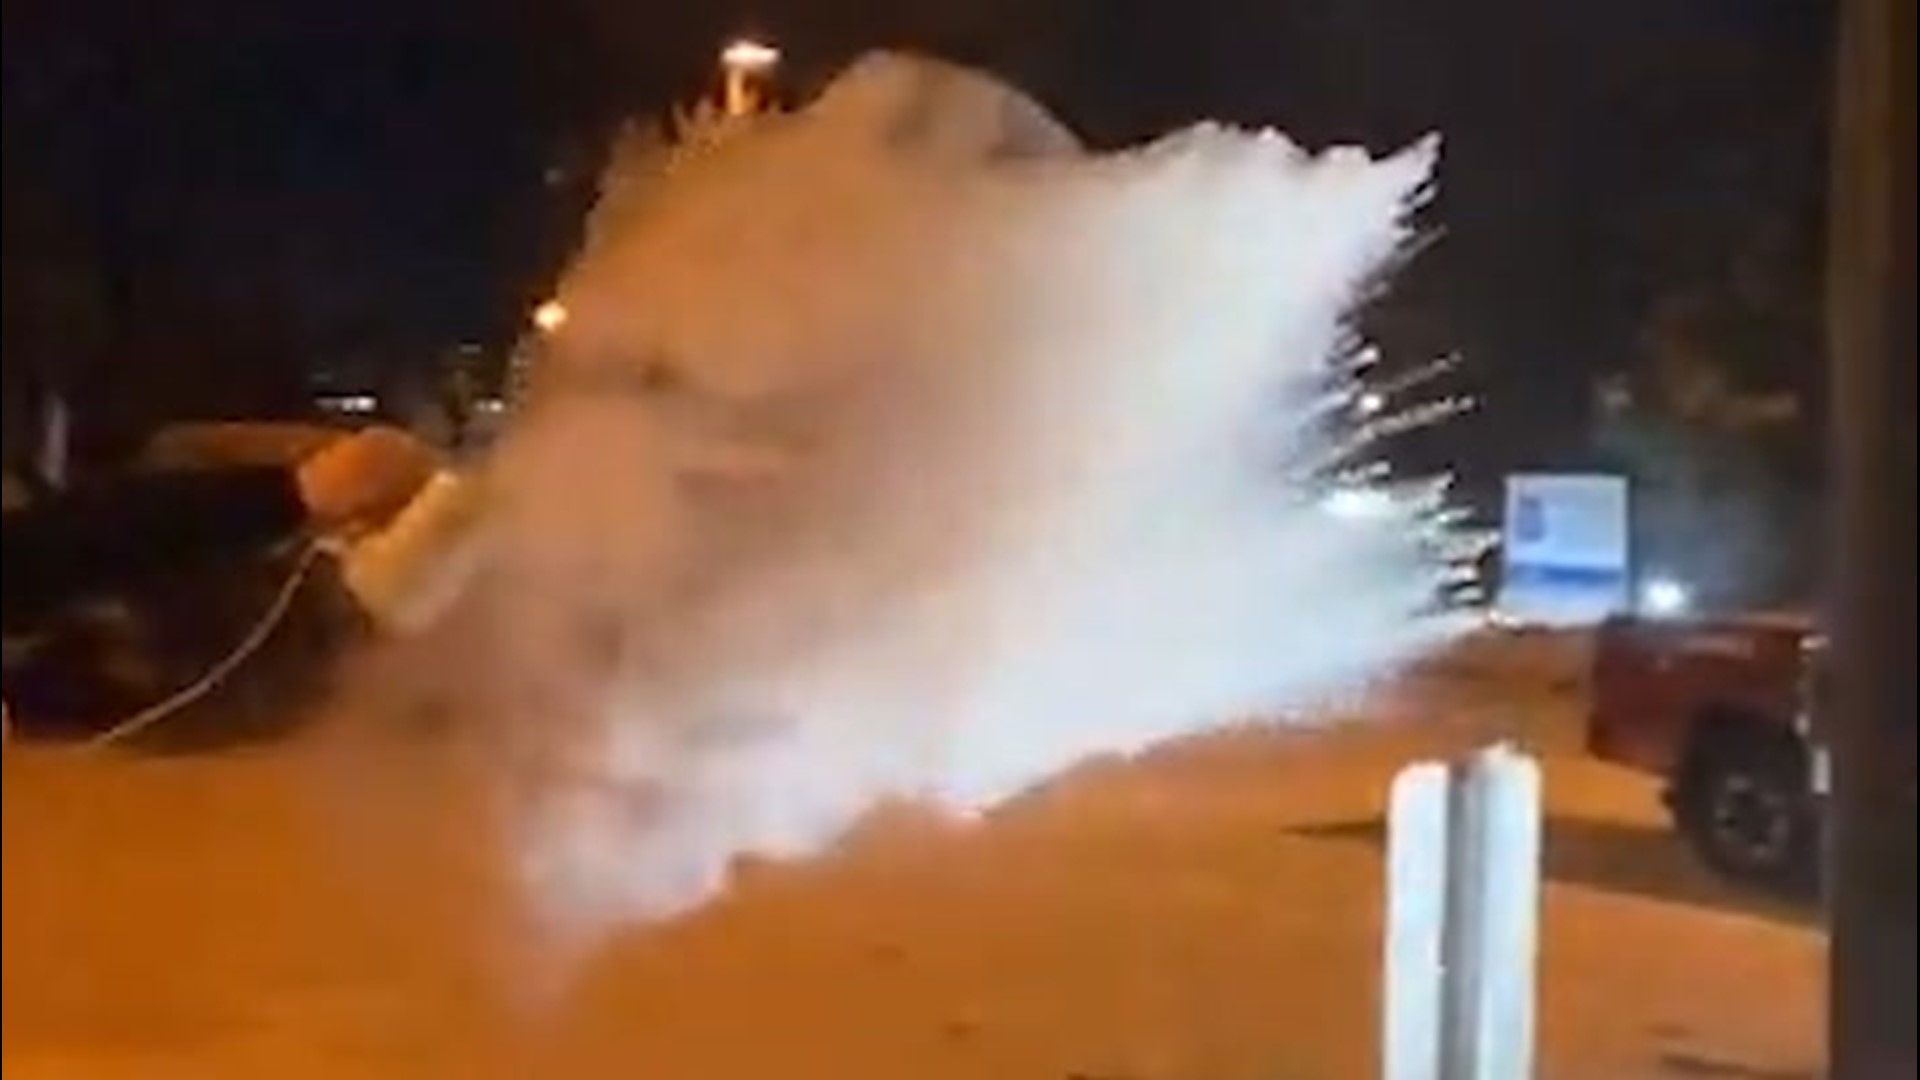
[1587,612,1825,895]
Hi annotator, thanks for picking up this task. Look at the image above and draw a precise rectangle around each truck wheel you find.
[1672,725,1820,896]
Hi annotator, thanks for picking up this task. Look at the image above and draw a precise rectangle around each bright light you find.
[1321,486,1395,520]
[1639,576,1691,618]
[532,300,569,333]
[1357,390,1386,416]
[318,393,379,415]
[721,39,779,72]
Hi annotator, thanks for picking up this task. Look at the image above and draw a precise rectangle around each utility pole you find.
[1824,0,1914,1072]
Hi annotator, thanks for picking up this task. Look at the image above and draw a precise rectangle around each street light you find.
[1636,575,1691,618]
[721,39,778,71]
[532,300,568,334]
[719,38,779,117]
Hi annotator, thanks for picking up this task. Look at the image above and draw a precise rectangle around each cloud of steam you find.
[391,53,1455,934]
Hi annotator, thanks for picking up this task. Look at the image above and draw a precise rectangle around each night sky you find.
[2,0,1833,479]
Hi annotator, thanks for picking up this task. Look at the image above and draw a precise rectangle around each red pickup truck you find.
[1587,613,1826,895]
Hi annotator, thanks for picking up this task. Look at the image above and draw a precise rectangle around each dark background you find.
[2,0,1834,487]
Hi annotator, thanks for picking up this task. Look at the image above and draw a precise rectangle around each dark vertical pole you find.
[1825,0,1915,1073]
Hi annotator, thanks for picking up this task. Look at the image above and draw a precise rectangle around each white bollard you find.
[1385,759,1453,1078]
[1383,743,1543,1080]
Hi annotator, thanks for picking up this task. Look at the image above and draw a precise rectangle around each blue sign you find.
[1499,473,1630,625]
[1512,494,1545,545]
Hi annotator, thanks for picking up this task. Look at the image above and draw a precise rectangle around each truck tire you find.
[1670,719,1820,897]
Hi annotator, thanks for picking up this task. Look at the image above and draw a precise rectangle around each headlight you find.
[1638,576,1691,618]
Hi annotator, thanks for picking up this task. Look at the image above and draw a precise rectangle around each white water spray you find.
[385,53,1463,934]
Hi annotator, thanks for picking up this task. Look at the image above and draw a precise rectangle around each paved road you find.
[3,636,1824,1078]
